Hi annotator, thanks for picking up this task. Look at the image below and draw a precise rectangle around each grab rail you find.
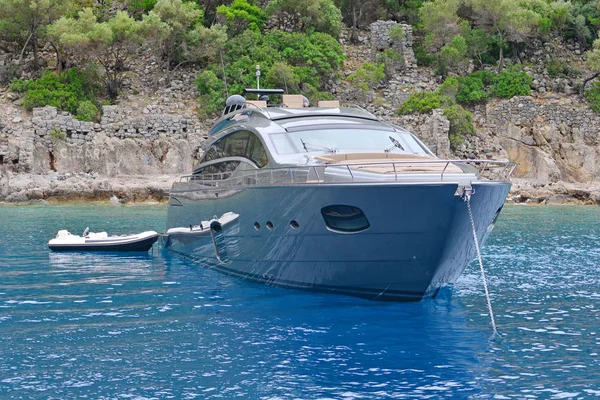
[179,159,518,188]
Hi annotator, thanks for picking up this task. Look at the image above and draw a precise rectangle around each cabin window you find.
[201,130,268,168]
[321,205,370,233]
[197,160,241,179]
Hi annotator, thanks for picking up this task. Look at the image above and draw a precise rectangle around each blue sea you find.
[0,203,599,399]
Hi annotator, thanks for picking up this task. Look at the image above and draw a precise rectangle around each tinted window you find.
[201,130,268,167]
[197,160,241,178]
[321,205,370,233]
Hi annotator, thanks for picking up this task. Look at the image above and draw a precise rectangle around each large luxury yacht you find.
[164,90,516,302]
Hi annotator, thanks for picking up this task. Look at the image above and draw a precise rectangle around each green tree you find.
[581,33,600,95]
[216,0,266,36]
[194,29,344,116]
[471,0,542,72]
[265,61,299,93]
[420,0,461,53]
[438,34,468,77]
[0,0,72,75]
[49,8,144,99]
[266,0,343,37]
[339,0,381,43]
[419,0,463,76]
[141,0,205,77]
[127,0,157,19]
[459,21,489,68]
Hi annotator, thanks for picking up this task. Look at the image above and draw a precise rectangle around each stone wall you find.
[482,96,600,183]
[10,105,208,176]
[394,109,452,159]
[369,21,417,71]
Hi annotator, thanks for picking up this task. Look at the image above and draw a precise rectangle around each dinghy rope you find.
[462,185,499,336]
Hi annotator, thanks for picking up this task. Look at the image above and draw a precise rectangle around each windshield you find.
[269,129,431,155]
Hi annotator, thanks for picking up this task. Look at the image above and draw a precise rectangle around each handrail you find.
[179,159,518,187]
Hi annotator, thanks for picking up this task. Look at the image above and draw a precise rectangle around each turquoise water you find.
[0,203,599,399]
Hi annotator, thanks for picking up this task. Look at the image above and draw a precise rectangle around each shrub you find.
[10,69,101,116]
[443,104,476,149]
[469,70,495,86]
[76,100,100,122]
[196,70,225,118]
[266,0,342,37]
[456,76,488,104]
[413,42,434,67]
[195,29,344,117]
[388,25,405,41]
[584,81,600,113]
[397,90,476,150]
[490,70,532,98]
[217,0,267,35]
[49,126,66,142]
[376,49,404,79]
[439,76,459,100]
[546,58,581,78]
[397,91,449,115]
[347,62,385,93]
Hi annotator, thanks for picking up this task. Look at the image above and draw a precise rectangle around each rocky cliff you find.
[1,21,599,204]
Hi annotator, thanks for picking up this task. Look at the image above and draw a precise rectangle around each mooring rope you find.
[464,189,499,336]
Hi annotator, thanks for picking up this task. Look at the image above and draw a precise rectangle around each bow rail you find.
[178,159,517,188]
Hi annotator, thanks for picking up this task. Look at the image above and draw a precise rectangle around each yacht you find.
[164,91,516,301]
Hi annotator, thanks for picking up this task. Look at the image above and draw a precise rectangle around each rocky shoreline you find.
[0,172,176,203]
[1,171,598,205]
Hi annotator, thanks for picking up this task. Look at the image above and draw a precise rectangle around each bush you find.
[76,100,100,122]
[376,49,404,79]
[347,62,385,93]
[388,25,405,41]
[546,58,581,78]
[584,81,600,113]
[439,76,459,100]
[413,42,434,67]
[217,0,267,35]
[456,76,488,104]
[195,29,345,117]
[266,0,342,37]
[196,70,225,118]
[469,70,495,86]
[10,69,101,116]
[397,91,448,115]
[490,70,532,98]
[443,104,476,149]
[49,126,66,142]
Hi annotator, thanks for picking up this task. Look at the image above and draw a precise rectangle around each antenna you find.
[255,65,261,94]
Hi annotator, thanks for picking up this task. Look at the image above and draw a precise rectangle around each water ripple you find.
[0,204,599,398]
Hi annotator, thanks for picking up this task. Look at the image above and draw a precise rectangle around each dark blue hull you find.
[165,181,511,301]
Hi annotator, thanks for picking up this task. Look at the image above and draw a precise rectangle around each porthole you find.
[321,205,370,233]
[290,220,299,229]
[254,222,260,230]
[266,221,274,230]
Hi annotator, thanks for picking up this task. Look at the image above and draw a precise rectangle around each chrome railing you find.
[178,159,518,187]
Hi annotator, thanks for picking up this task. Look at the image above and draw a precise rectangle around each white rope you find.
[466,194,499,336]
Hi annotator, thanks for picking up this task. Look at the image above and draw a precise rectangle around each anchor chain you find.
[462,186,499,336]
